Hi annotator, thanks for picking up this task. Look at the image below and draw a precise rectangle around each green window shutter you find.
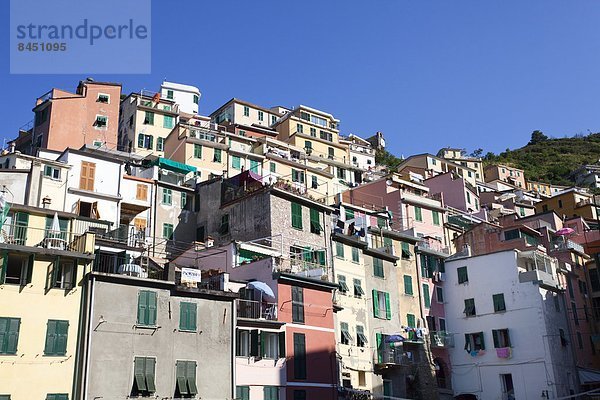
[145,357,156,392]
[458,266,468,284]
[147,292,157,326]
[492,330,499,348]
[338,275,348,293]
[264,386,278,400]
[372,290,380,318]
[373,257,384,278]
[0,317,20,354]
[138,134,144,148]
[479,332,486,350]
[336,242,344,258]
[249,159,260,173]
[376,332,383,363]
[433,211,440,225]
[345,209,355,220]
[407,314,416,328]
[292,286,304,323]
[55,320,69,355]
[270,162,276,173]
[493,294,505,312]
[250,329,259,357]
[214,148,222,162]
[176,361,188,395]
[26,254,35,284]
[187,361,198,395]
[293,333,306,379]
[194,144,202,158]
[163,115,174,129]
[156,137,165,151]
[232,156,241,170]
[134,357,147,391]
[384,292,391,320]
[144,111,154,125]
[309,208,321,234]
[138,291,148,325]
[404,275,413,295]
[44,320,57,355]
[377,217,385,228]
[180,302,197,331]
[291,203,303,229]
[353,279,364,296]
[423,284,431,308]
[352,247,359,263]
[415,206,422,222]
[316,250,326,266]
[15,212,29,245]
[279,331,286,358]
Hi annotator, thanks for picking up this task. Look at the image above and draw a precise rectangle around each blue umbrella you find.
[247,281,275,301]
[385,334,406,343]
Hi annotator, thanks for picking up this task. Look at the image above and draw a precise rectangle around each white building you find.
[445,249,578,399]
[160,81,201,115]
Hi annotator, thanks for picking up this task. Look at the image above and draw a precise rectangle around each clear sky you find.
[1,0,600,157]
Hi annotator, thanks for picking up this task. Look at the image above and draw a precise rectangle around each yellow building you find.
[0,205,95,400]
[437,148,485,183]
[535,188,599,220]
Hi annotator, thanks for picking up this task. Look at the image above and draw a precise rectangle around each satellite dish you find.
[386,179,393,186]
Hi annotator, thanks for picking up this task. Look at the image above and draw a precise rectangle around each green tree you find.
[528,130,549,145]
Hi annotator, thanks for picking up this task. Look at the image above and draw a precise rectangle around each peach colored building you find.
[484,164,526,189]
[15,79,121,154]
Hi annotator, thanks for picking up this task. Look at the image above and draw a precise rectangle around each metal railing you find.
[236,299,278,320]
[96,224,146,248]
[376,346,419,367]
[92,253,161,280]
[553,239,585,254]
[0,223,94,253]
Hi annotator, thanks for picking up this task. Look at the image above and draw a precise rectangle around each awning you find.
[121,201,150,216]
[153,157,197,175]
[579,368,600,385]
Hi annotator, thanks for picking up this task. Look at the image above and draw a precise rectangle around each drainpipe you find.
[62,166,69,213]
[415,250,425,324]
[116,163,123,227]
[152,180,158,257]
[82,273,96,399]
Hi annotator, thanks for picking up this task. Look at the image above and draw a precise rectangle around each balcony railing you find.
[0,223,95,253]
[553,239,585,254]
[417,240,450,255]
[430,331,455,348]
[92,252,162,280]
[376,346,419,367]
[236,299,278,320]
[96,224,146,248]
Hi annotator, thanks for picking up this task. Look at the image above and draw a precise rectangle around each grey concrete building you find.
[76,272,236,400]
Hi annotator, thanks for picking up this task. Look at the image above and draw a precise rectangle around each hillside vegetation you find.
[483,131,600,186]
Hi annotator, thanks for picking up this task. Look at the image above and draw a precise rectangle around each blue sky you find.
[2,0,600,157]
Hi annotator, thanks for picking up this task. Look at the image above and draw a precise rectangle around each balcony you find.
[96,224,146,248]
[93,252,162,280]
[0,223,95,254]
[430,331,455,348]
[375,345,420,368]
[416,240,450,256]
[236,299,278,320]
[552,239,585,254]
[518,251,560,291]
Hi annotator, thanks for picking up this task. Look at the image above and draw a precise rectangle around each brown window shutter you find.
[87,162,96,191]
[79,162,88,190]
[137,184,148,200]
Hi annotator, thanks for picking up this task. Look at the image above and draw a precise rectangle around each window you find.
[407,313,416,328]
[404,275,413,295]
[181,192,187,209]
[236,386,249,400]
[137,291,158,326]
[296,123,303,133]
[133,357,156,396]
[161,188,172,205]
[163,115,174,129]
[493,293,506,312]
[97,93,110,103]
[504,229,520,241]
[439,318,446,332]
[356,325,368,347]
[353,279,364,297]
[219,214,229,235]
[464,298,476,317]
[401,242,411,259]
[243,106,249,116]
[162,223,174,240]
[292,286,304,323]
[423,284,431,308]
[44,165,60,180]
[136,184,148,200]
[1,253,34,286]
[175,360,198,397]
[46,395,68,400]
[144,111,154,125]
[94,115,107,128]
[179,302,197,331]
[572,302,579,326]
[193,94,199,104]
[560,329,568,346]
[558,199,563,208]
[432,211,440,226]
[156,137,165,152]
[269,162,276,173]
[345,208,355,220]
[337,168,346,181]
[464,332,485,352]
[335,242,344,258]
[294,390,307,400]
[262,331,282,359]
[0,317,20,354]
[232,155,241,170]
[341,322,352,345]
[166,89,174,99]
[436,287,444,303]
[373,257,384,278]
[79,161,96,191]
[304,140,312,151]
[338,275,349,293]
[320,131,333,142]
[328,147,334,160]
[310,127,316,137]
[309,208,321,234]
[293,333,306,379]
[258,111,264,121]
[249,159,260,174]
[492,329,511,348]
[291,203,303,229]
[292,169,305,183]
[264,387,279,400]
[137,133,153,149]
[414,207,423,222]
[457,266,469,284]
[194,144,202,158]
[236,329,250,357]
[500,374,515,400]
[372,290,391,319]
[351,247,360,263]
[44,320,69,356]
[271,115,277,125]
[47,257,76,290]
[213,148,222,163]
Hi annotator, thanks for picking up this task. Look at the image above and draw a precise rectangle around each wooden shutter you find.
[372,290,380,318]
[44,320,57,355]
[6,318,20,354]
[279,332,286,358]
[137,184,148,200]
[375,332,383,363]
[492,330,499,348]
[55,320,69,355]
[79,162,96,191]
[137,291,148,325]
[250,329,259,357]
[147,292,157,326]
[187,361,198,395]
[291,203,302,229]
[0,252,7,284]
[293,333,306,379]
[404,275,412,295]
[384,292,391,320]
[423,284,430,308]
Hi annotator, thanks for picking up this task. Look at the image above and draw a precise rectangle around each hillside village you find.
[0,78,599,400]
